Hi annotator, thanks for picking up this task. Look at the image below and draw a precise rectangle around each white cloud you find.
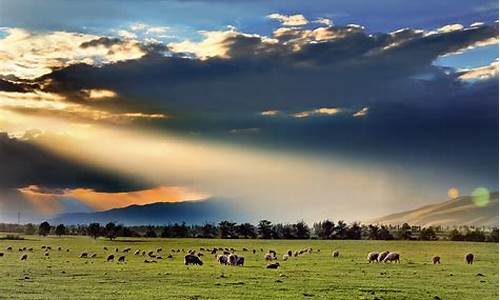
[314,17,333,26]
[353,107,369,117]
[458,60,499,81]
[0,28,146,79]
[292,107,341,118]
[267,13,309,26]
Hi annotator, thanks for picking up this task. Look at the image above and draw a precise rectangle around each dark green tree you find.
[55,224,66,237]
[257,220,273,239]
[294,220,310,239]
[88,223,101,239]
[38,221,51,236]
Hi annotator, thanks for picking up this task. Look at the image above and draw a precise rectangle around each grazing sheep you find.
[167,254,173,259]
[367,252,379,263]
[118,256,126,263]
[0,253,3,257]
[269,250,277,256]
[283,254,289,261]
[21,254,28,261]
[28,248,33,252]
[148,251,156,258]
[66,249,70,252]
[236,256,245,266]
[200,247,205,251]
[18,248,22,252]
[242,248,248,252]
[103,247,108,251]
[197,253,204,257]
[157,256,163,260]
[44,252,49,256]
[252,249,256,254]
[91,253,97,258]
[80,252,88,258]
[211,248,217,255]
[142,251,146,256]
[217,254,228,265]
[383,252,400,263]
[293,251,298,257]
[332,250,340,258]
[184,254,203,266]
[6,246,12,251]
[465,253,474,264]
[223,251,231,255]
[134,250,140,255]
[264,253,275,261]
[307,247,313,254]
[115,248,119,252]
[377,251,389,262]
[58,247,62,251]
[107,254,115,262]
[266,262,280,269]
[144,259,150,263]
[157,248,162,253]
[47,246,51,250]
[41,245,46,249]
[432,256,441,264]
[287,250,293,257]
[228,254,238,265]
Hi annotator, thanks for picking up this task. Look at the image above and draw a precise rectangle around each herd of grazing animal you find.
[1,244,477,268]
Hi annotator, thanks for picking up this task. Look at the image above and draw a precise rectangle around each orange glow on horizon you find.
[18,185,209,214]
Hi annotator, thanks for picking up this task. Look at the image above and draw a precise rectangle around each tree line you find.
[0,220,497,242]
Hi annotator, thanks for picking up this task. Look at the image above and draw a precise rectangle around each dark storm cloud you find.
[38,23,497,115]
[0,132,147,192]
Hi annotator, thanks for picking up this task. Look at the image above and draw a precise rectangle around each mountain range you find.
[51,198,248,225]
[370,192,498,227]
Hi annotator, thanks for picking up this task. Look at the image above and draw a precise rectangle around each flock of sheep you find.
[1,244,476,267]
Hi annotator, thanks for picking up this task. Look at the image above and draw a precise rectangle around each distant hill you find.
[51,198,247,225]
[370,192,499,227]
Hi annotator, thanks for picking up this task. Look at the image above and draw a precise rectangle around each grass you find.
[0,236,497,299]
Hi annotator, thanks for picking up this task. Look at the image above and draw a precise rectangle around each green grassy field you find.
[0,236,497,299]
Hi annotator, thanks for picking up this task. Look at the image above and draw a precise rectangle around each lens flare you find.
[471,187,490,207]
[447,187,460,199]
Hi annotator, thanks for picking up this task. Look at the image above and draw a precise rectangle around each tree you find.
[419,227,437,241]
[88,223,101,239]
[313,220,335,239]
[281,224,296,239]
[487,228,499,242]
[448,229,463,241]
[397,223,412,240]
[200,224,217,238]
[378,226,394,240]
[237,223,257,239]
[294,220,310,239]
[144,226,157,238]
[368,225,379,240]
[334,220,348,239]
[24,223,36,235]
[55,224,66,237]
[346,222,362,240]
[171,223,189,238]
[257,220,273,239]
[218,221,237,239]
[104,222,119,240]
[160,226,172,238]
[38,221,50,236]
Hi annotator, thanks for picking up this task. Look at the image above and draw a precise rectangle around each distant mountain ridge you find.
[51,198,248,225]
[370,192,499,227]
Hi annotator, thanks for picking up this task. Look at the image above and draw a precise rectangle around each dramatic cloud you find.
[267,13,309,26]
[458,60,499,81]
[0,28,147,79]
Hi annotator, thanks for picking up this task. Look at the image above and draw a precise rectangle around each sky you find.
[0,0,498,223]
